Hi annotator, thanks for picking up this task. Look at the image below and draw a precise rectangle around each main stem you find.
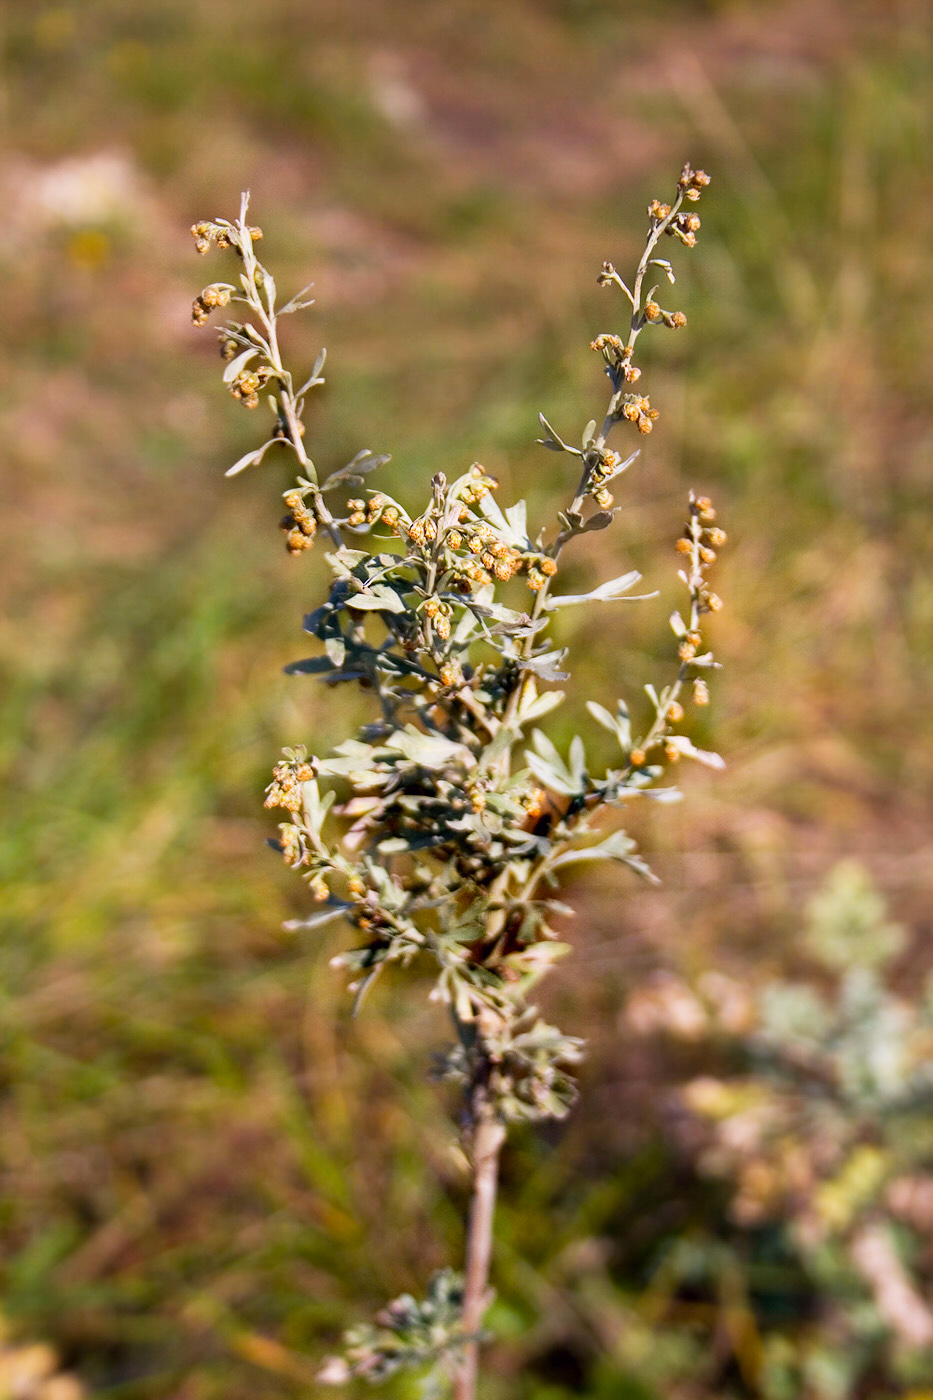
[455,1090,506,1400]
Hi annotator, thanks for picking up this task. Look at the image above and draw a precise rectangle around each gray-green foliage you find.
[678,862,933,1397]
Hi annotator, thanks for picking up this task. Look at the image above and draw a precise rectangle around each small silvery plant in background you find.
[191,164,721,1399]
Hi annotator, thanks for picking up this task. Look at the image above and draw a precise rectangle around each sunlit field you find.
[2,2,931,1396]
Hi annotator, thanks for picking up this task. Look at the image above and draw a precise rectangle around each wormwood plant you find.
[675,862,933,1397]
[191,164,722,1398]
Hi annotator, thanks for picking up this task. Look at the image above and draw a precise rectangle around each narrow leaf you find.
[225,437,279,477]
[223,347,258,384]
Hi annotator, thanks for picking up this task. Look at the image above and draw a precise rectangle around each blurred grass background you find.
[1,0,931,1395]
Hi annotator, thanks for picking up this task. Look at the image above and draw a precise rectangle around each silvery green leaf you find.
[582,419,597,449]
[545,570,646,610]
[504,499,529,542]
[280,282,316,316]
[222,347,259,383]
[264,272,277,309]
[551,830,658,883]
[523,650,569,682]
[517,687,565,723]
[529,729,578,793]
[568,734,586,785]
[346,585,406,613]
[644,683,661,713]
[669,610,687,637]
[550,829,637,869]
[452,609,475,645]
[326,548,369,572]
[393,727,474,770]
[321,449,392,493]
[536,412,581,455]
[663,734,726,769]
[586,701,616,732]
[477,492,526,548]
[225,437,279,477]
[302,780,335,835]
[582,510,615,532]
[283,906,348,931]
[649,257,676,283]
[296,346,326,392]
[525,751,577,797]
[325,637,346,667]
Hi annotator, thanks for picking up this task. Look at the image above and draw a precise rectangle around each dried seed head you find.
[644,301,661,322]
[693,678,710,706]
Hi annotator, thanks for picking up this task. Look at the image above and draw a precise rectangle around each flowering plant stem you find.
[457,1104,507,1400]
[192,162,721,1398]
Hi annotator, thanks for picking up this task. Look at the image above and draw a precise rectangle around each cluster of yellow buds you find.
[670,211,702,248]
[191,219,262,256]
[278,823,310,868]
[588,446,622,488]
[281,490,318,554]
[673,494,725,703]
[459,463,499,506]
[590,333,641,382]
[191,283,232,326]
[219,334,240,362]
[643,302,687,330]
[620,394,660,435]
[677,163,711,200]
[520,788,547,823]
[438,658,464,688]
[448,520,556,592]
[309,874,329,901]
[264,750,316,813]
[229,365,272,410]
[677,495,726,583]
[422,595,454,640]
[526,556,558,591]
[648,198,673,221]
[407,515,439,546]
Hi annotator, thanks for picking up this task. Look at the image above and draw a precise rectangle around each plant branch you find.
[455,1087,507,1400]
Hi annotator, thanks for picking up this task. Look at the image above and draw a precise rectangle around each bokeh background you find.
[2,0,932,1396]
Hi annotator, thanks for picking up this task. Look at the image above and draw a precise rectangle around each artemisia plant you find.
[192,163,722,1399]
